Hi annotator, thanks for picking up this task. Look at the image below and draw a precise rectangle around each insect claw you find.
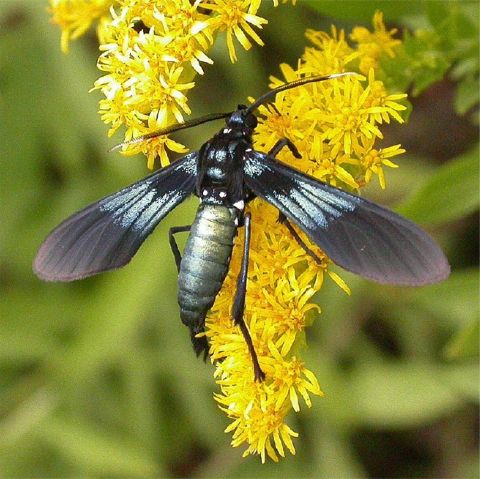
[254,366,266,382]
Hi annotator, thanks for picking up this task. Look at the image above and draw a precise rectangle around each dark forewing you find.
[244,152,450,286]
[34,152,198,281]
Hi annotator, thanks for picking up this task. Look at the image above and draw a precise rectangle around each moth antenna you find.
[246,72,361,114]
[110,111,232,152]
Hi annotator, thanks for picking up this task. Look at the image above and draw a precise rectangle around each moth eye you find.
[245,114,257,129]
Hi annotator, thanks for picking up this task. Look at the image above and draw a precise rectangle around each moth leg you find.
[190,324,209,362]
[277,212,324,266]
[270,103,282,116]
[232,213,266,382]
[168,225,191,272]
[268,138,302,159]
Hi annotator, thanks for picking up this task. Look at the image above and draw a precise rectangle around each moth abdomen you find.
[178,204,237,351]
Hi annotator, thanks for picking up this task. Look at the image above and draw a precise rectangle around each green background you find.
[0,1,478,477]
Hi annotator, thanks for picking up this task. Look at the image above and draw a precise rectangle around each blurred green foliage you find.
[0,1,478,477]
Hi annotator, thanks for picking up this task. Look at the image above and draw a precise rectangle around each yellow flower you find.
[205,197,332,461]
[93,2,211,166]
[207,13,407,461]
[303,26,360,75]
[350,10,402,74]
[49,0,113,53]
[360,143,405,189]
[204,0,268,62]
[51,0,280,168]
[254,69,406,189]
[362,68,408,124]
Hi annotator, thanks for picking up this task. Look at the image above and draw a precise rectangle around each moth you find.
[34,74,450,380]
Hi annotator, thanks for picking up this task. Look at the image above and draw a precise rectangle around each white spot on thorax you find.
[233,200,244,210]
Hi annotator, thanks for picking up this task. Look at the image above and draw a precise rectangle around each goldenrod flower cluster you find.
[206,15,407,462]
[350,11,402,74]
[50,0,280,168]
[49,0,111,53]
[49,1,407,462]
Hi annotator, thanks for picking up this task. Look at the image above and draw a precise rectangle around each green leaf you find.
[455,76,480,116]
[397,146,480,225]
[444,320,480,360]
[39,416,160,477]
[398,30,451,96]
[351,361,463,428]
[390,4,479,97]
[441,362,479,403]
[305,425,366,478]
[302,1,421,23]
[51,227,179,382]
[406,269,479,327]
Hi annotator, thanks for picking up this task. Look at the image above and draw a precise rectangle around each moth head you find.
[227,106,258,133]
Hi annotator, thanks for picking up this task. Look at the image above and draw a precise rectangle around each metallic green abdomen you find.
[178,204,237,352]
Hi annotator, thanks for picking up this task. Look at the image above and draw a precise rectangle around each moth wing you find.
[34,152,198,281]
[244,152,449,285]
